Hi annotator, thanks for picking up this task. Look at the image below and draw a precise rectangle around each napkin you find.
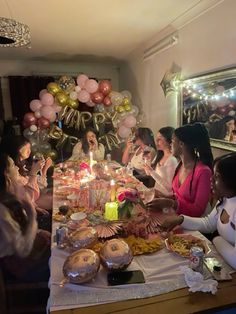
[179,266,218,294]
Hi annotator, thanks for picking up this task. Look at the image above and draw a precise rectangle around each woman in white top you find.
[122,127,157,175]
[161,152,236,270]
[144,127,178,196]
[69,128,105,161]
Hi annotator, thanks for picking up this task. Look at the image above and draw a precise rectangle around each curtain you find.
[0,78,4,119]
[8,76,54,122]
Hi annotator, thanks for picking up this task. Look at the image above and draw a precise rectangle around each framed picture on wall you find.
[180,67,236,152]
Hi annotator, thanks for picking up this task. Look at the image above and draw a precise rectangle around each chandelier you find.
[0,17,31,47]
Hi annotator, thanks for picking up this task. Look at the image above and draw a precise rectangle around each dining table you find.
[48,162,236,314]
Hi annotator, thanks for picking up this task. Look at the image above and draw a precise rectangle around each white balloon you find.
[131,105,139,117]
[121,90,132,101]
[229,110,236,116]
[70,91,78,100]
[29,124,38,132]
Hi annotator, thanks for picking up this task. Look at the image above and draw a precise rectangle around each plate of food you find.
[165,233,211,257]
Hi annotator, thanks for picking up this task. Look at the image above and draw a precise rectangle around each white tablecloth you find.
[49,228,227,312]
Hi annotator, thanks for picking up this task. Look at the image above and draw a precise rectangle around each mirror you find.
[180,67,236,151]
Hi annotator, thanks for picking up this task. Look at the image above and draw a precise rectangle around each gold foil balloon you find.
[55,92,68,106]
[58,75,76,94]
[63,249,100,284]
[67,98,79,109]
[47,82,61,96]
[100,239,133,271]
[45,149,58,161]
[93,113,106,132]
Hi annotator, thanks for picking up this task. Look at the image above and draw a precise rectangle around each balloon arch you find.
[22,74,142,161]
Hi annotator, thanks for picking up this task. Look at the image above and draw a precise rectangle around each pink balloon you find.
[53,104,62,113]
[76,74,89,88]
[30,99,42,112]
[84,79,98,93]
[103,95,112,106]
[78,90,91,103]
[39,89,47,99]
[123,115,137,128]
[34,110,42,118]
[75,85,81,93]
[23,112,37,127]
[41,92,54,106]
[40,105,56,120]
[37,117,50,129]
[99,80,112,96]
[86,100,96,107]
[117,126,131,138]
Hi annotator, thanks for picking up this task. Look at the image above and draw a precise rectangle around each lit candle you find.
[110,179,116,202]
[104,202,118,220]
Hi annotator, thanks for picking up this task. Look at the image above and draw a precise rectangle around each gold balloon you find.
[46,149,58,161]
[47,82,61,96]
[55,92,68,106]
[122,97,130,106]
[117,105,125,113]
[67,98,79,109]
[93,113,106,132]
[124,104,131,111]
[114,105,119,112]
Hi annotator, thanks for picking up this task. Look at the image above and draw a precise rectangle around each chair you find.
[0,267,49,314]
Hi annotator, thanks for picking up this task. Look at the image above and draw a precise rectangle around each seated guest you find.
[122,127,157,176]
[0,135,52,212]
[161,153,236,270]
[144,126,178,197]
[147,123,213,217]
[69,128,105,161]
[0,154,50,282]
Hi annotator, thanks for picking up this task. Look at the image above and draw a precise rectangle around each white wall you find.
[120,0,236,135]
[0,60,120,119]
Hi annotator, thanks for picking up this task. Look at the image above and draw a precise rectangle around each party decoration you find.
[45,149,58,161]
[67,98,79,109]
[91,91,104,104]
[117,125,131,138]
[47,82,61,96]
[78,90,90,103]
[99,131,121,151]
[98,80,112,96]
[49,125,78,150]
[29,124,37,132]
[69,227,98,250]
[121,90,132,101]
[84,79,98,93]
[160,62,181,97]
[63,249,100,284]
[100,239,133,271]
[39,89,47,99]
[41,92,54,106]
[76,74,89,88]
[93,113,106,132]
[55,92,68,106]
[103,95,112,106]
[23,112,37,127]
[30,99,42,112]
[37,117,50,129]
[58,75,76,93]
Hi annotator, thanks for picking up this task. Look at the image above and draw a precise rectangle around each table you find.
[49,170,236,314]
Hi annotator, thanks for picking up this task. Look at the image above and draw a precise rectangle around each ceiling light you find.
[0,17,31,47]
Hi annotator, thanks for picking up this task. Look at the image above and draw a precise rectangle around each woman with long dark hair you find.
[0,154,50,281]
[122,127,157,175]
[144,126,178,196]
[147,123,213,217]
[69,128,105,161]
[161,152,236,270]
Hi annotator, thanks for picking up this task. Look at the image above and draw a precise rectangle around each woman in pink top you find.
[147,123,213,217]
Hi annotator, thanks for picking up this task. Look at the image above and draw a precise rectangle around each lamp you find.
[143,32,178,61]
[0,17,31,48]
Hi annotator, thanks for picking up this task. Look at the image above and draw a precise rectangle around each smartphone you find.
[204,257,232,281]
[107,270,145,286]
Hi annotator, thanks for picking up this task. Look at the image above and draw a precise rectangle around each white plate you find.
[70,212,87,221]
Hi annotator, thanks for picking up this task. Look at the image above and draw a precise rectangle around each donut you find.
[63,249,100,284]
[69,227,98,250]
[100,239,133,270]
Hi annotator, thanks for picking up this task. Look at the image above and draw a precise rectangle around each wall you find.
[120,0,236,136]
[0,59,120,119]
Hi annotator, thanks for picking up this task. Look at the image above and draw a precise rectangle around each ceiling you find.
[0,0,219,62]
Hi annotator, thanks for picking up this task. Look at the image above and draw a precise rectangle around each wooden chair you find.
[0,267,49,314]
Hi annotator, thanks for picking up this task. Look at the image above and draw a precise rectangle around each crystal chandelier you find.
[0,17,31,47]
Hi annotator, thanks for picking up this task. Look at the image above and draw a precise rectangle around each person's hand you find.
[42,157,52,174]
[21,193,37,219]
[89,137,98,150]
[161,216,184,232]
[30,159,45,175]
[146,197,173,211]
[36,206,50,216]
[144,163,152,175]
[125,138,133,150]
